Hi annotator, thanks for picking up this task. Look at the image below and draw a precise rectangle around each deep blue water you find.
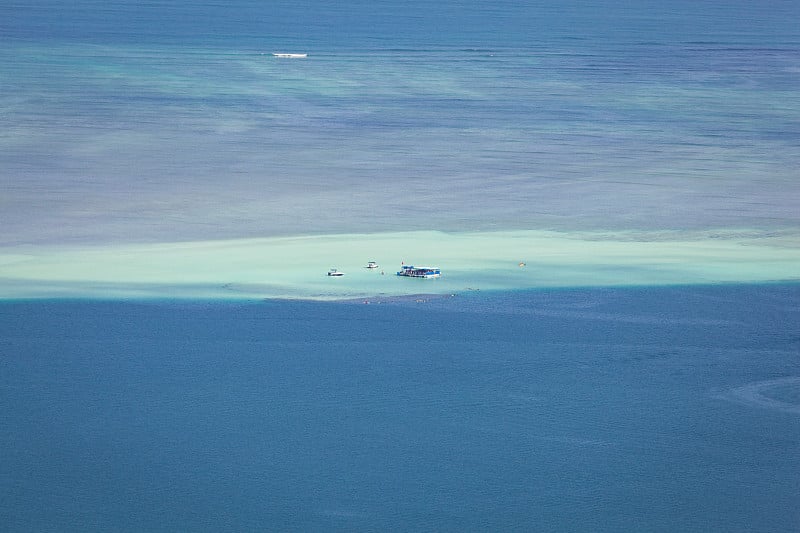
[5,1,800,48]
[1,285,799,531]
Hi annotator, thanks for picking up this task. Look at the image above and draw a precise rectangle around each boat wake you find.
[721,377,800,414]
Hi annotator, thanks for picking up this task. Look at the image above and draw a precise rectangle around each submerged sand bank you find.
[0,229,798,300]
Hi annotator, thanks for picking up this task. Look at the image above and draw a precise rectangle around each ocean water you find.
[2,1,800,531]
[1,285,799,531]
[2,1,799,244]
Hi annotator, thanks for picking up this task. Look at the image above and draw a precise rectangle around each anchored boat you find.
[396,265,441,278]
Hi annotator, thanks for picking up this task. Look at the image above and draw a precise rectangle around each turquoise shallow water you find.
[1,285,799,531]
[1,229,799,300]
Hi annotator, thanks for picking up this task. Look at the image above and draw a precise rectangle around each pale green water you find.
[1,229,797,300]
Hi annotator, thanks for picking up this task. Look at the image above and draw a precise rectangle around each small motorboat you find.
[365,261,379,269]
[327,269,345,277]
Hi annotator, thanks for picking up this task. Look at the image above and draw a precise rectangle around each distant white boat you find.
[327,268,344,277]
[365,261,379,269]
[272,53,308,58]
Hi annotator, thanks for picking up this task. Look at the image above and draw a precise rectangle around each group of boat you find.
[327,262,441,278]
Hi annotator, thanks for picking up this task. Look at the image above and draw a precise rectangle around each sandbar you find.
[0,229,798,300]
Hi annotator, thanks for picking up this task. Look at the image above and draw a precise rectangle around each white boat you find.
[272,53,308,58]
[365,261,379,269]
[396,265,441,278]
[327,268,344,277]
